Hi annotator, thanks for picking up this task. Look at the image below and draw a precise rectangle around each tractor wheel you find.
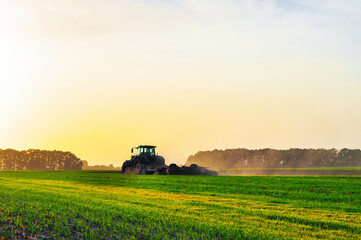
[122,161,131,174]
[134,162,141,174]
[132,158,144,174]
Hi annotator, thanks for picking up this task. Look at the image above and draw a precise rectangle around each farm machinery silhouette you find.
[122,145,217,175]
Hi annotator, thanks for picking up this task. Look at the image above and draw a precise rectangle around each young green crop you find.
[0,171,360,239]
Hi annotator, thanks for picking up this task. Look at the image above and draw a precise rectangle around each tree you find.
[185,148,361,169]
[0,149,83,171]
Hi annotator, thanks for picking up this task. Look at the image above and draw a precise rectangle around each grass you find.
[0,171,361,239]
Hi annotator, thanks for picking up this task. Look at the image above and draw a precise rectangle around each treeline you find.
[82,160,121,170]
[186,148,361,169]
[0,149,82,171]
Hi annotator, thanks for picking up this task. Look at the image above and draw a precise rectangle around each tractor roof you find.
[137,145,156,148]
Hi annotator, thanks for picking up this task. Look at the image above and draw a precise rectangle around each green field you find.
[0,171,361,239]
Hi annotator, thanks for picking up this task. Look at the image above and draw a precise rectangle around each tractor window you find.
[149,148,155,156]
[137,147,155,155]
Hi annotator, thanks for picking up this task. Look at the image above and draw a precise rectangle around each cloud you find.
[2,0,360,51]
[287,0,361,13]
[0,0,191,38]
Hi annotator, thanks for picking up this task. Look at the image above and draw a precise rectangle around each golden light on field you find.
[1,0,361,165]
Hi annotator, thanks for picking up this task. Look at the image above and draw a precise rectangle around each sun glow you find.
[1,0,361,165]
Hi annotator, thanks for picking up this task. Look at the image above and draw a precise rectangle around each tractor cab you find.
[131,145,156,157]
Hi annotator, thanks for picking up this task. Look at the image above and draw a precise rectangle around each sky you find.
[1,0,361,166]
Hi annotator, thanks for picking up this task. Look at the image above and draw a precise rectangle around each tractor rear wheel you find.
[122,161,130,174]
[134,162,141,174]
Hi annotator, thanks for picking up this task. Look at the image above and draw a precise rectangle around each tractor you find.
[122,145,218,175]
[122,145,165,174]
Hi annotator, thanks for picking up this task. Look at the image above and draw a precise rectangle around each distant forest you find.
[82,160,121,170]
[0,149,82,171]
[186,148,361,169]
